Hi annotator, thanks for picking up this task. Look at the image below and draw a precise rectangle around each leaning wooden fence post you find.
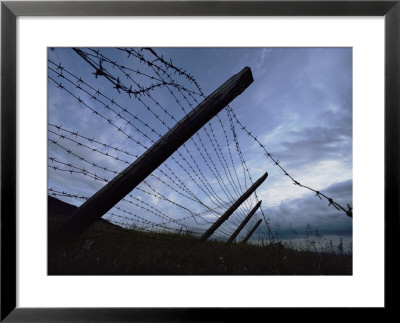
[51,67,254,242]
[200,172,268,241]
[227,200,262,243]
[241,219,262,244]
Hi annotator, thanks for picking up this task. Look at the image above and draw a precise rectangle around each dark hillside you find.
[48,195,120,231]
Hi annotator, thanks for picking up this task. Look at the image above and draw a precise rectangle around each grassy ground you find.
[48,196,352,275]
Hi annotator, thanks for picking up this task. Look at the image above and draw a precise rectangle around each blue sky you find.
[48,47,352,246]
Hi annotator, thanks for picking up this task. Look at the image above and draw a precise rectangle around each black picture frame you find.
[1,0,399,321]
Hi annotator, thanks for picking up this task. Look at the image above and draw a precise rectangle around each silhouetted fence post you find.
[241,219,262,244]
[51,67,254,243]
[200,172,268,241]
[227,200,262,243]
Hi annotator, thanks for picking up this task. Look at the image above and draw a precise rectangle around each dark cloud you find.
[276,110,352,169]
[264,179,352,238]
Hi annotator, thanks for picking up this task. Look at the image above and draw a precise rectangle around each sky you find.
[48,47,352,248]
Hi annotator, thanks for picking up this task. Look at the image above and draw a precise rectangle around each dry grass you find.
[48,196,352,275]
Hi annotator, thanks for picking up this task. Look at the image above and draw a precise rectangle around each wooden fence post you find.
[51,67,254,242]
[241,219,262,244]
[227,200,262,243]
[200,172,268,241]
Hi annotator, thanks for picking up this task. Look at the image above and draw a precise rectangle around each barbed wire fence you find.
[48,47,352,246]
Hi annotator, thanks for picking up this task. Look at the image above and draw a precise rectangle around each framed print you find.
[1,0,399,321]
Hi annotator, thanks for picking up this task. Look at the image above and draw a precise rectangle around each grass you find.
[48,196,352,275]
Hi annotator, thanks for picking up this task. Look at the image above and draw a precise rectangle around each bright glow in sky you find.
[48,47,352,246]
